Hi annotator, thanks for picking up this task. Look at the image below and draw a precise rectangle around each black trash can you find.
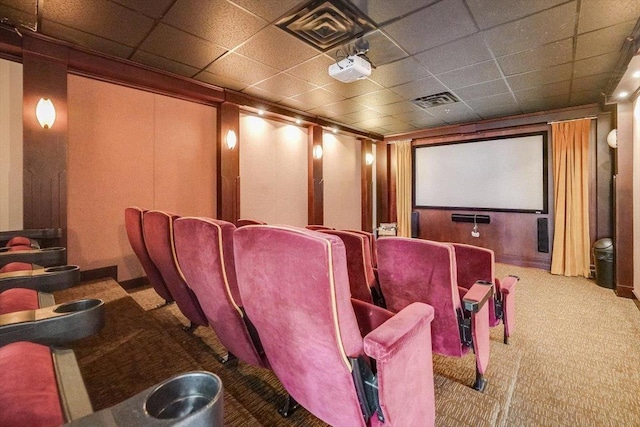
[592,238,614,289]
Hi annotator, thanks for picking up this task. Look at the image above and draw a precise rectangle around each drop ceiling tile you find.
[573,52,618,78]
[414,33,493,75]
[163,0,266,50]
[307,106,342,118]
[390,76,448,100]
[0,3,36,30]
[576,20,636,60]
[436,61,502,89]
[194,71,248,91]
[513,80,571,103]
[279,97,310,111]
[392,109,436,123]
[369,57,432,88]
[350,89,404,107]
[497,38,573,75]
[323,99,367,115]
[578,0,640,33]
[569,90,601,105]
[132,50,199,77]
[43,0,154,47]
[374,101,422,115]
[346,30,408,67]
[519,93,569,112]
[229,0,304,22]
[475,103,522,119]
[379,122,417,134]
[42,20,134,59]
[253,73,317,98]
[324,78,384,98]
[410,116,447,128]
[206,52,279,86]
[287,54,337,86]
[242,85,287,102]
[111,0,173,18]
[466,0,568,30]
[465,92,518,110]
[288,88,346,110]
[235,26,319,71]
[140,24,227,69]
[506,63,573,90]
[571,73,611,93]
[354,116,401,129]
[382,0,476,54]
[426,101,478,120]
[454,78,510,100]
[342,108,386,123]
[483,2,576,57]
[348,0,437,25]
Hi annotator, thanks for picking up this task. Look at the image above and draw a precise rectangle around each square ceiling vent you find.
[412,92,460,110]
[276,0,376,52]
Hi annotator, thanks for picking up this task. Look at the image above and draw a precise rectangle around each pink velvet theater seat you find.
[234,225,436,426]
[305,224,334,231]
[0,288,42,315]
[5,236,39,249]
[173,217,269,368]
[0,262,34,273]
[451,243,519,344]
[142,210,207,330]
[378,237,494,392]
[235,218,266,227]
[124,207,174,304]
[318,230,376,305]
[344,229,378,268]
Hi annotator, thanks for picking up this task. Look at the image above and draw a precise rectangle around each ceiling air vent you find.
[412,92,460,110]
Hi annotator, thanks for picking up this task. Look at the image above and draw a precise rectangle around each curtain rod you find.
[547,116,597,124]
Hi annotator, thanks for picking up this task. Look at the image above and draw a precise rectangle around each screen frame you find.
[412,131,549,214]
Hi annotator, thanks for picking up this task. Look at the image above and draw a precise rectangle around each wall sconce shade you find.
[36,98,56,129]
[313,145,323,159]
[365,152,374,165]
[226,129,237,149]
[607,129,617,148]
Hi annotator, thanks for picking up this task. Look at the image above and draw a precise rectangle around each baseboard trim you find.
[80,266,118,282]
[119,276,149,291]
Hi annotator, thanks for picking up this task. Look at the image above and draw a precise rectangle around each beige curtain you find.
[395,140,412,237]
[550,119,591,277]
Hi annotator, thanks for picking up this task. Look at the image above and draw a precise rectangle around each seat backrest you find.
[235,218,266,227]
[451,243,494,291]
[305,225,334,231]
[319,230,374,304]
[234,225,367,427]
[142,210,207,326]
[124,207,173,302]
[377,237,464,357]
[173,217,267,368]
[344,229,377,268]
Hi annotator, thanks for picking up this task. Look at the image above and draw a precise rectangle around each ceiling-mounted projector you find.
[328,55,372,83]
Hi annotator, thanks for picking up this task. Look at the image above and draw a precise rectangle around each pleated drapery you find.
[550,119,591,277]
[395,140,412,238]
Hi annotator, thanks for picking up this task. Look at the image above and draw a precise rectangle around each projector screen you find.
[413,133,548,213]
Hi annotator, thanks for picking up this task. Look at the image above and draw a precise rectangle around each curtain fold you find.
[395,140,412,238]
[550,119,591,277]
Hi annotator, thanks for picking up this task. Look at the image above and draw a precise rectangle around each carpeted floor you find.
[54,264,640,426]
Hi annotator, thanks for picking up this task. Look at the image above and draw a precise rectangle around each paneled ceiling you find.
[1,0,639,136]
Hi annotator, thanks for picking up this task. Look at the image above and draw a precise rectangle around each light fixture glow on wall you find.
[36,98,56,129]
[607,129,617,149]
[313,145,323,159]
[226,129,237,149]
[365,152,374,165]
[617,91,629,99]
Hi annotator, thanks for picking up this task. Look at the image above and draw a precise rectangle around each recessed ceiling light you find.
[295,118,302,124]
[632,71,640,78]
[258,109,264,115]
[332,127,338,133]
[618,91,629,99]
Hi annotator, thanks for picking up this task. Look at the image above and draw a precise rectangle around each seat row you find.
[0,228,223,426]
[126,210,518,425]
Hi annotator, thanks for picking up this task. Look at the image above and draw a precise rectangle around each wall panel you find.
[239,114,307,226]
[324,133,361,230]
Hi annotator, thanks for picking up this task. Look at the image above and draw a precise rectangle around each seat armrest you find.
[363,302,434,362]
[497,276,518,294]
[351,298,394,337]
[462,281,494,313]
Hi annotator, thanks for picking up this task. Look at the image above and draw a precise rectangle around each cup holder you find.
[54,299,102,314]
[45,265,77,273]
[145,372,222,420]
[0,247,10,253]
[41,247,64,252]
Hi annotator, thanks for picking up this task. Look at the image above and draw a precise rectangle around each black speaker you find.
[537,218,549,253]
[411,211,419,238]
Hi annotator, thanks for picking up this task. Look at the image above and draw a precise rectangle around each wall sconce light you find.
[226,129,237,150]
[607,129,617,148]
[313,145,323,159]
[36,98,56,129]
[365,152,374,166]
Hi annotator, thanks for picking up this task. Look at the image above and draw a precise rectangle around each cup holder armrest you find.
[0,265,80,293]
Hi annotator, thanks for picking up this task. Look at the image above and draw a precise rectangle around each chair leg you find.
[503,331,509,345]
[278,394,299,418]
[182,322,197,332]
[219,352,238,366]
[154,299,173,309]
[473,366,488,392]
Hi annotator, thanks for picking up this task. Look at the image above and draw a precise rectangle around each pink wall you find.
[67,75,217,281]
[323,132,361,230]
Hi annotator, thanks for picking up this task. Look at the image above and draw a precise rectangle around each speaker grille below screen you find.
[537,218,549,253]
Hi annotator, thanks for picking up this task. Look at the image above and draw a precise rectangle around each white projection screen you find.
[414,133,548,213]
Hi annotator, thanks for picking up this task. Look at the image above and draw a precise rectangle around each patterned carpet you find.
[54,264,640,426]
